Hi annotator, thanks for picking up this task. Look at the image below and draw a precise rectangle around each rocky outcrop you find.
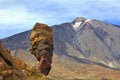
[29,23,53,76]
[0,42,26,80]
[0,41,48,80]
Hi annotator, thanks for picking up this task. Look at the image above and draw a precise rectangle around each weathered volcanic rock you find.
[0,42,26,80]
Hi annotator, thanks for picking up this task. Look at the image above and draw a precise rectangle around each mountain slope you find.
[72,19,120,69]
[1,30,31,50]
[49,54,120,80]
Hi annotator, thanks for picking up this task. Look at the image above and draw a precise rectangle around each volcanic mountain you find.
[1,17,120,79]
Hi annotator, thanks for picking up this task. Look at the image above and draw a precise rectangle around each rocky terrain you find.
[0,42,48,80]
[49,54,120,80]
[1,17,120,79]
[0,42,26,80]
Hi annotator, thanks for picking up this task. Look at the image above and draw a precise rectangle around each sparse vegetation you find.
[26,67,48,80]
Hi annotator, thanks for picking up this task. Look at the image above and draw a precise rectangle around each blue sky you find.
[0,0,120,38]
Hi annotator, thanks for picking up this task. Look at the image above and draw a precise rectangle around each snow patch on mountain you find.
[85,19,91,23]
[72,22,82,30]
[72,19,91,30]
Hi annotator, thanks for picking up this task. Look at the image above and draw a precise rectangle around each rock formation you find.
[0,42,26,80]
[29,23,53,76]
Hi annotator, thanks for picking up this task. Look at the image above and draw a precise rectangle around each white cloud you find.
[0,7,45,25]
[0,6,47,38]
[1,0,120,25]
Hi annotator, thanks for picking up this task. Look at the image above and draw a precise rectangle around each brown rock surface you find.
[30,23,53,76]
[0,42,26,80]
[0,41,48,80]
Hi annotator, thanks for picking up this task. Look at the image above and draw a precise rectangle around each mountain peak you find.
[72,17,87,30]
[72,17,87,23]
